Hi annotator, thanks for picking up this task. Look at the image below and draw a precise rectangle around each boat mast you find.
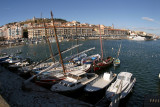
[99,25,103,60]
[51,11,65,74]
[43,19,55,63]
[76,24,79,55]
[116,44,121,59]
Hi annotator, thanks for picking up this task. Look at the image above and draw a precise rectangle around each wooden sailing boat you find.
[113,43,121,66]
[23,16,60,84]
[24,12,93,86]
[34,11,93,87]
[93,25,113,72]
[34,11,66,87]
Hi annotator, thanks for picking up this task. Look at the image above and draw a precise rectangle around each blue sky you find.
[1,0,160,35]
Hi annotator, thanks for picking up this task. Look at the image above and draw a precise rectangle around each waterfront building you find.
[66,21,80,26]
[93,25,105,35]
[92,25,128,37]
[7,25,23,40]
[104,28,128,36]
[0,25,9,40]
[128,31,137,36]
[0,27,3,37]
[0,27,5,41]
[0,17,155,40]
[27,26,93,39]
[135,31,147,36]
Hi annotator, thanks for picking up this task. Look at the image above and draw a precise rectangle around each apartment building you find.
[104,28,128,36]
[28,26,93,38]
[0,27,3,37]
[8,25,23,39]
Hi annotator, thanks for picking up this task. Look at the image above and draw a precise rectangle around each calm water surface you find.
[1,39,160,107]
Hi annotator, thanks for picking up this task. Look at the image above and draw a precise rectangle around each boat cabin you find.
[103,72,112,81]
[67,71,88,82]
[59,71,88,87]
[117,72,132,82]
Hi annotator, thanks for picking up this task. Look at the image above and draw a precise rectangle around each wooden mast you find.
[76,24,79,55]
[99,25,103,60]
[51,11,65,74]
[43,19,55,63]
[116,44,121,59]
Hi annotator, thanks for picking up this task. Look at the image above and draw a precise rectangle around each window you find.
[70,84,75,87]
[127,77,130,81]
[118,76,125,80]
[78,74,86,80]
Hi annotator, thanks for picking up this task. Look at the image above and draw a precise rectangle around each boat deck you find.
[92,79,110,88]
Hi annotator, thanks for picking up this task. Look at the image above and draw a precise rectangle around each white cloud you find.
[142,17,154,22]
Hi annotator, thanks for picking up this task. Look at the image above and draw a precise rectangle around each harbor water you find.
[1,39,160,107]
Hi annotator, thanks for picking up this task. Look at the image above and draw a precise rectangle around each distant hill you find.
[6,18,68,26]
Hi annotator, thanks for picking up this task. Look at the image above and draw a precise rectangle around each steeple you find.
[112,23,114,29]
[33,16,36,21]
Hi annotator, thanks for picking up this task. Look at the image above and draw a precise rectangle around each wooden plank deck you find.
[92,79,109,88]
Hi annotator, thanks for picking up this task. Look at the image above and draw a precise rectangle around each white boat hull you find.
[51,73,98,92]
[132,36,146,41]
[120,78,136,99]
[106,72,136,101]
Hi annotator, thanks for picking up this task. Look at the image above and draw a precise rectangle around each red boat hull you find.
[93,57,113,72]
[35,77,65,88]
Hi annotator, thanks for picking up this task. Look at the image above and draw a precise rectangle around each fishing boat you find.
[72,53,87,65]
[106,72,136,101]
[50,70,98,92]
[0,53,9,62]
[1,56,22,66]
[93,56,113,72]
[18,62,37,76]
[113,58,120,66]
[81,54,101,64]
[84,72,117,92]
[30,62,53,75]
[113,44,121,66]
[35,70,66,88]
[34,64,67,87]
[93,25,113,72]
[30,51,91,76]
[34,63,91,87]
[19,44,84,75]
[64,47,95,64]
[27,13,93,86]
[9,59,31,71]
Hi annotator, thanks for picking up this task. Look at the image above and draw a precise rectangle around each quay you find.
[0,95,9,107]
[0,65,92,107]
